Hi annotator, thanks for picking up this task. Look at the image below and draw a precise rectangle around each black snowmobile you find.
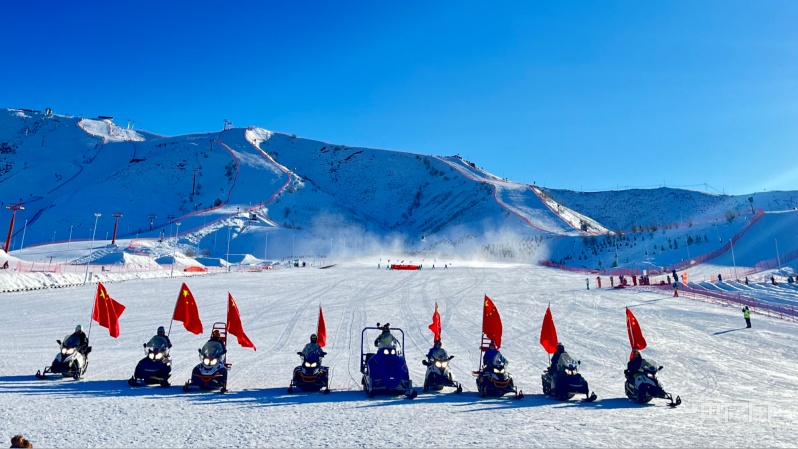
[624,358,681,407]
[475,353,523,399]
[183,324,230,393]
[288,350,330,394]
[35,334,91,380]
[541,353,596,402]
[128,336,172,387]
[422,354,462,393]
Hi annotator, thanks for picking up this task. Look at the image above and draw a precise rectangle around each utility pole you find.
[170,222,181,277]
[111,212,123,245]
[148,214,156,232]
[4,203,24,253]
[84,213,101,284]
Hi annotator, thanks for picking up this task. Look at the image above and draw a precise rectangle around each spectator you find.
[742,306,751,328]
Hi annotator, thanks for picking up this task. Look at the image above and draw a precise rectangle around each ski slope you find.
[0,262,795,448]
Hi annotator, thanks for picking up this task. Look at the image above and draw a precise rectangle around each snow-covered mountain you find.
[2,106,798,275]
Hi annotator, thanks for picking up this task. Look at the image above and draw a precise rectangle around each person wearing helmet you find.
[65,324,90,354]
[374,323,399,349]
[301,333,325,359]
[549,343,566,373]
[148,326,172,349]
[202,329,227,358]
[482,340,507,373]
[426,339,448,360]
[626,349,643,383]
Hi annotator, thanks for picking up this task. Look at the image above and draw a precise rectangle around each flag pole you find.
[168,319,174,337]
[547,302,551,364]
[87,284,96,340]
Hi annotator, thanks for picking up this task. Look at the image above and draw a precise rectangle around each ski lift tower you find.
[148,214,157,232]
[111,212,123,245]
[4,203,24,253]
[223,119,233,130]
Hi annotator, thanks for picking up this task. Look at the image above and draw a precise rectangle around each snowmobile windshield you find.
[63,333,82,347]
[640,359,658,373]
[490,352,506,368]
[557,353,575,369]
[201,340,225,358]
[147,336,170,352]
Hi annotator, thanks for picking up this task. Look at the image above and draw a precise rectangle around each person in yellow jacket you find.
[742,306,751,328]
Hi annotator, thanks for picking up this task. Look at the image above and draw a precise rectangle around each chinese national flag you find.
[173,283,203,335]
[227,293,256,350]
[626,307,647,358]
[91,282,125,338]
[483,295,503,349]
[540,305,559,354]
[317,305,327,348]
[428,302,442,341]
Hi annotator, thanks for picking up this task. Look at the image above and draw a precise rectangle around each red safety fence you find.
[640,283,798,322]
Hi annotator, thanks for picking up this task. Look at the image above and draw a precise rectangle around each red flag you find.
[317,305,327,348]
[173,283,203,335]
[91,282,125,338]
[626,307,647,357]
[428,302,442,341]
[227,293,256,350]
[540,305,559,354]
[483,295,503,349]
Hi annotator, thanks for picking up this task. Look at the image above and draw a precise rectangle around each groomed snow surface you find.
[1,261,795,448]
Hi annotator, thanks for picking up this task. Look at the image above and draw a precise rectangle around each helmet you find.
[434,340,442,348]
[212,330,221,339]
[557,342,564,350]
[75,325,82,332]
[632,349,640,356]
[488,340,496,348]
[381,323,390,331]
[310,334,317,343]
[157,326,165,335]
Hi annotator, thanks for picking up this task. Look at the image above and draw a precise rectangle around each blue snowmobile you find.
[360,323,418,399]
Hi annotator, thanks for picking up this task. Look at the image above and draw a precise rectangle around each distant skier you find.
[585,278,589,290]
[718,273,722,283]
[673,282,679,297]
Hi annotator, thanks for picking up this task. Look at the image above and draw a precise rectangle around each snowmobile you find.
[541,353,596,402]
[475,355,523,399]
[624,358,681,407]
[183,324,230,393]
[360,325,418,399]
[36,334,91,380]
[128,336,172,387]
[422,354,462,393]
[288,350,330,394]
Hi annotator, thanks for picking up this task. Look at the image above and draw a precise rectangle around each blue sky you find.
[4,1,797,195]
